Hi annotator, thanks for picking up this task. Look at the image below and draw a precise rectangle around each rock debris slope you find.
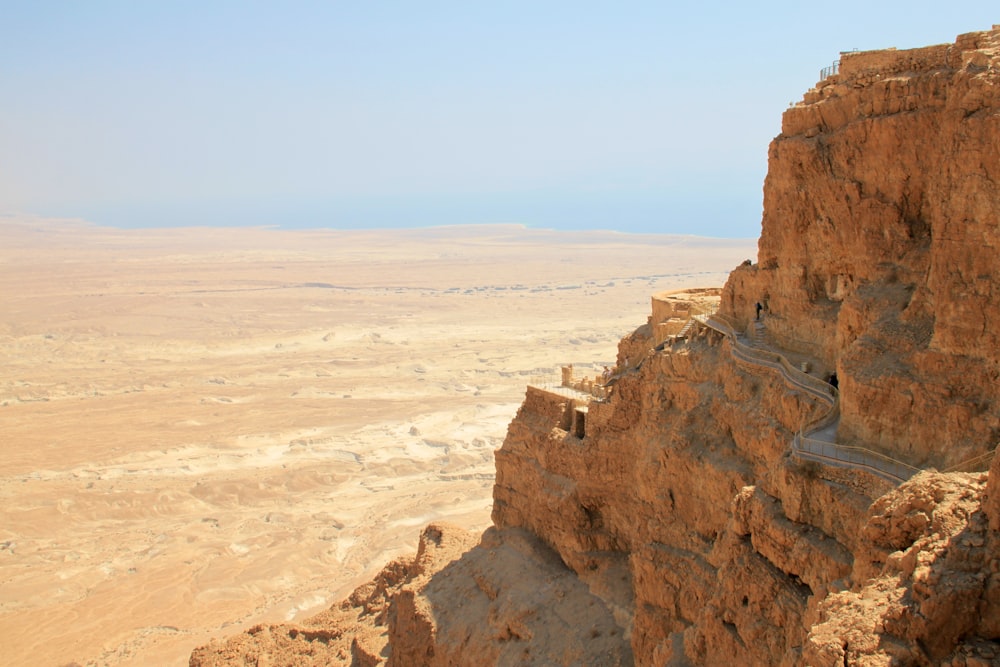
[191,27,1000,666]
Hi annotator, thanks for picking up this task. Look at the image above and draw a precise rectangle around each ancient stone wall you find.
[649,287,722,346]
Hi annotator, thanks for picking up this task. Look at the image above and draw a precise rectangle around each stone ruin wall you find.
[649,287,721,347]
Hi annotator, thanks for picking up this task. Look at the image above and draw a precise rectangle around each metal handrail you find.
[792,433,918,484]
[698,315,836,405]
[820,60,841,80]
[694,313,924,484]
[942,447,997,474]
[729,342,835,405]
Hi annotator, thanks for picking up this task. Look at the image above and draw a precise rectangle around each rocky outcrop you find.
[190,523,633,667]
[191,27,1000,666]
[722,27,1000,470]
[803,452,1000,666]
[189,524,480,667]
[387,525,632,666]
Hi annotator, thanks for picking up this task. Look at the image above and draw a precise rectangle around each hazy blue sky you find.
[1,3,996,237]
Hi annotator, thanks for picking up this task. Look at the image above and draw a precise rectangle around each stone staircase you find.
[748,318,766,346]
[676,317,697,340]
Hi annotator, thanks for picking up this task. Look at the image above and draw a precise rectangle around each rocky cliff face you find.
[722,27,1000,470]
[191,27,1000,666]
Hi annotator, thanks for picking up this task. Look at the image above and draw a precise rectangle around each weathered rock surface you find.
[190,523,632,667]
[722,27,1000,470]
[188,524,477,667]
[191,27,1000,666]
[803,452,1000,666]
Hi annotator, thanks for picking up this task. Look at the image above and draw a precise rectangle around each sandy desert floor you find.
[0,217,755,666]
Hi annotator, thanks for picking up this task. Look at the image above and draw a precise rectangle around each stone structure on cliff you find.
[191,27,1000,667]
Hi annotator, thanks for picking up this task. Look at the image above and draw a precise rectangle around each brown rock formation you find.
[192,27,1000,666]
[803,453,1000,665]
[190,523,481,667]
[722,27,1000,470]
[190,523,632,667]
[493,305,859,666]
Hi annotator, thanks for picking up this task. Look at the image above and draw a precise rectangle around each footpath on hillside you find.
[697,312,922,486]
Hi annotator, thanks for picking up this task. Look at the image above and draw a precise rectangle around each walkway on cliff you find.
[694,313,921,485]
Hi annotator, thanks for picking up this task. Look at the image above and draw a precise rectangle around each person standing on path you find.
[755,302,763,320]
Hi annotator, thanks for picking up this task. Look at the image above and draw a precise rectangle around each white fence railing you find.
[694,313,924,485]
[792,433,919,484]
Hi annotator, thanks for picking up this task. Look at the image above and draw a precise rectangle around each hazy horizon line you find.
[0,210,760,242]
[2,188,764,240]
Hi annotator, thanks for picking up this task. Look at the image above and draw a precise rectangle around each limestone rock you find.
[188,523,479,667]
[722,27,1000,470]
[387,526,631,667]
[802,465,997,666]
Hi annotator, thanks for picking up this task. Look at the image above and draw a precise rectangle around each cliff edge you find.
[191,27,1000,667]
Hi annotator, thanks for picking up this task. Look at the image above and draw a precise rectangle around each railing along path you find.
[693,313,922,485]
[530,311,995,484]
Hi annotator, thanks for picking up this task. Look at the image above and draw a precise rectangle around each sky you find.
[1,2,996,238]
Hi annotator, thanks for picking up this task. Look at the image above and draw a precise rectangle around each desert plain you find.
[0,217,755,666]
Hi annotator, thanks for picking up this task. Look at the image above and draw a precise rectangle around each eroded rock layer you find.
[723,27,1000,470]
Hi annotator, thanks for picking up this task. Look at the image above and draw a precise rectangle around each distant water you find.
[68,190,762,239]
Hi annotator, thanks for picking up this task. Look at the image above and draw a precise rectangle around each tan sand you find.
[0,217,755,666]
